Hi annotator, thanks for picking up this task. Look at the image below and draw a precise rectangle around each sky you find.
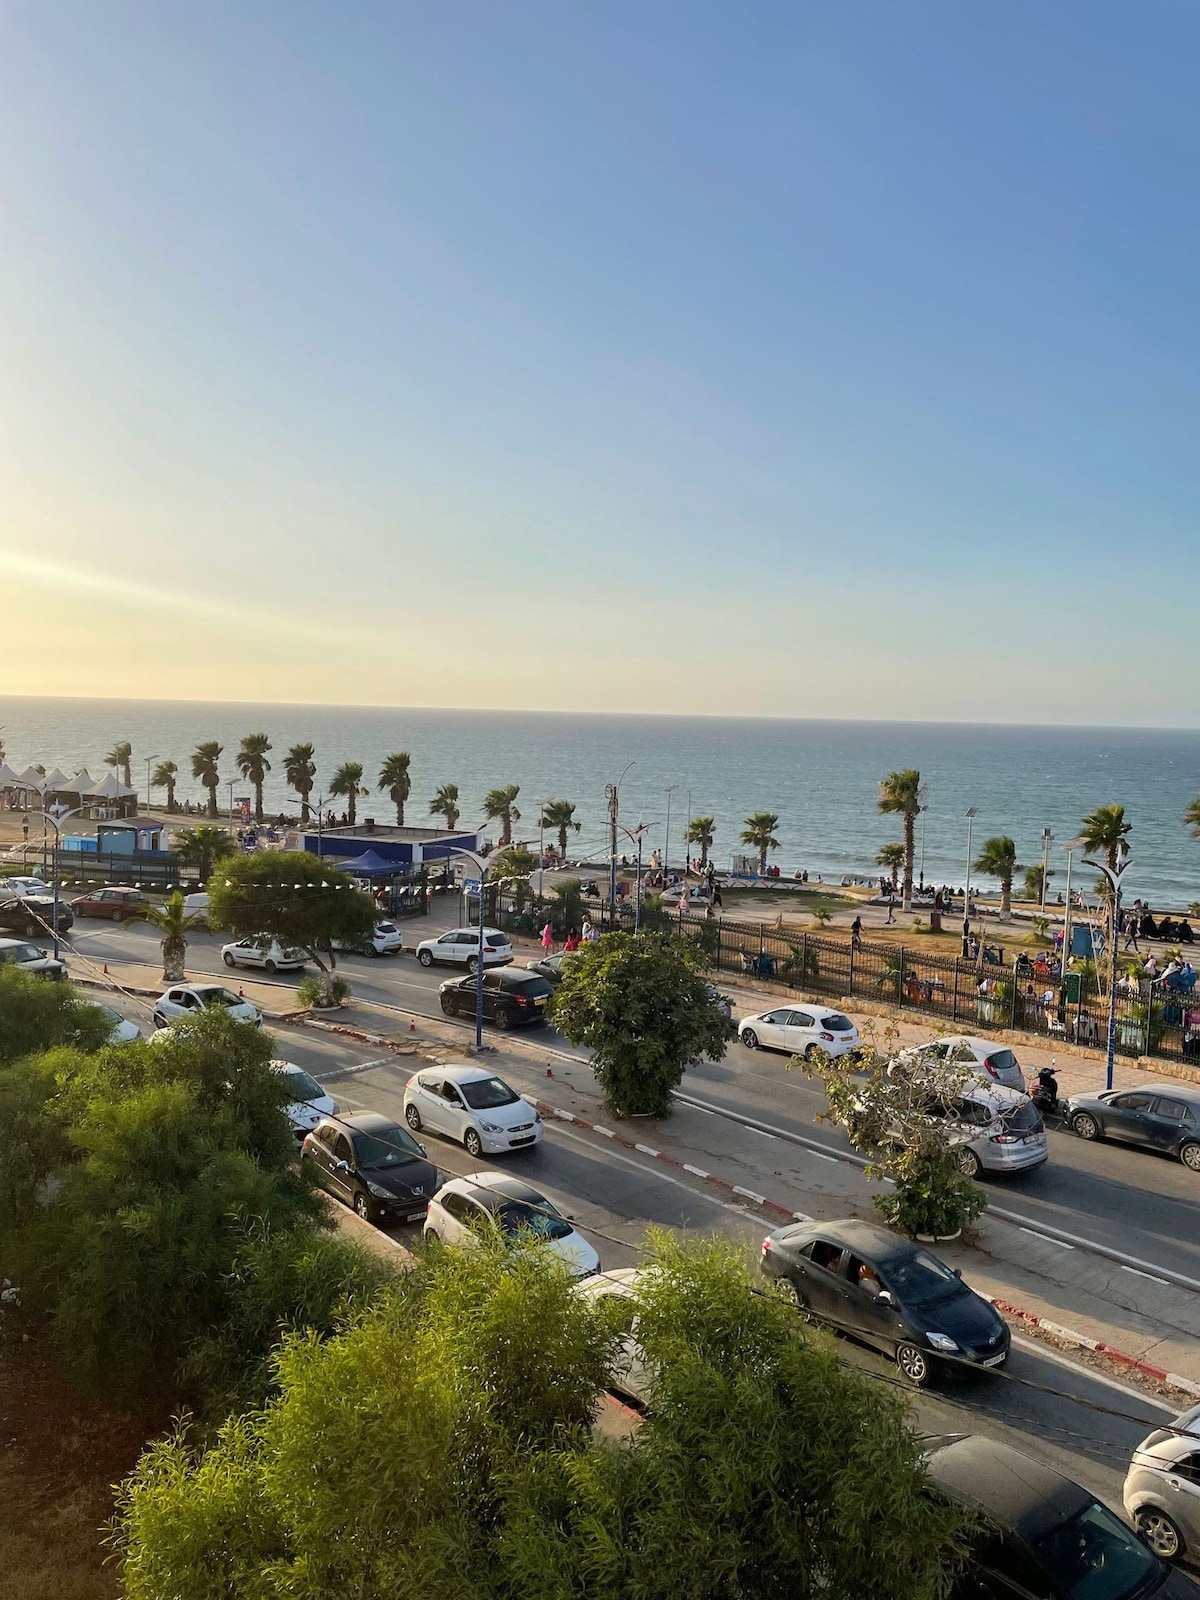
[1,2,1199,723]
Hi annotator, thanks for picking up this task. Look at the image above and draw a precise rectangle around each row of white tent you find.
[0,765,138,800]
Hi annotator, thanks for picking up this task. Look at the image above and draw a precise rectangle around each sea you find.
[2,697,1199,909]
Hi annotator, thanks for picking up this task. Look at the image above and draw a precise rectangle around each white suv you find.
[403,1065,543,1157]
[415,927,512,972]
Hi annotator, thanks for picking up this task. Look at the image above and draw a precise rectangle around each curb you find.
[990,1299,1200,1399]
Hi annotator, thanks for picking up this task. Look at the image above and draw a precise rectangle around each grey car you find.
[891,1036,1026,1093]
[0,936,66,980]
[1124,1403,1200,1561]
[1062,1085,1200,1172]
[868,1082,1047,1179]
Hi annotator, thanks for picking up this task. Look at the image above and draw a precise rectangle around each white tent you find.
[83,772,138,800]
[0,762,22,786]
[42,768,72,790]
[67,769,94,792]
[16,767,46,790]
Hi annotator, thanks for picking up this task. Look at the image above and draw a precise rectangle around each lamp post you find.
[618,823,651,931]
[919,804,928,890]
[314,795,327,858]
[448,846,490,1051]
[42,804,90,961]
[605,763,634,925]
[1083,855,1133,1092]
[1040,829,1053,914]
[144,755,158,812]
[663,784,678,884]
[962,807,978,958]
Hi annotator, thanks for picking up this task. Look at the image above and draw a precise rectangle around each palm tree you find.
[106,741,133,789]
[1186,795,1200,841]
[330,761,367,826]
[429,782,461,831]
[191,741,223,818]
[378,752,412,826]
[484,784,521,846]
[540,799,581,862]
[134,890,207,982]
[237,733,272,824]
[876,841,905,889]
[685,816,716,871]
[974,836,1020,920]
[740,811,780,877]
[877,769,922,913]
[151,759,179,813]
[173,824,236,882]
[1079,803,1132,909]
[284,743,317,822]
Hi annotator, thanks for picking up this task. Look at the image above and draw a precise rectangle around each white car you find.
[95,1002,142,1043]
[403,1065,543,1157]
[270,1060,337,1143]
[333,921,404,958]
[889,1036,1025,1094]
[6,876,52,897]
[415,926,512,971]
[575,1266,654,1406]
[182,891,209,927]
[152,984,262,1027]
[221,937,308,974]
[424,1172,599,1278]
[738,1006,860,1060]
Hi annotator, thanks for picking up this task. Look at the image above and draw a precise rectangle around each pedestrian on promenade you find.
[540,920,554,954]
[712,884,723,908]
[885,893,896,925]
[1123,915,1140,952]
[582,919,598,943]
[564,928,580,952]
[851,916,863,951]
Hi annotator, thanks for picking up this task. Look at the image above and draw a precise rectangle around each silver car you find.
[915,1083,1047,1178]
[1124,1403,1200,1561]
[891,1035,1026,1093]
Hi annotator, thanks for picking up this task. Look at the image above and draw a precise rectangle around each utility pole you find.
[962,807,978,959]
[1040,829,1053,913]
[1084,855,1132,1091]
[664,784,678,883]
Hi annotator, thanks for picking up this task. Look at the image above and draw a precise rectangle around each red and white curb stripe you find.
[991,1300,1200,1399]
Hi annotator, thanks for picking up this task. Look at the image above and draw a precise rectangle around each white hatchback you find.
[152,984,262,1027]
[738,1006,860,1060]
[424,1171,599,1278]
[270,1060,337,1143]
[415,927,512,971]
[221,937,309,974]
[403,1065,543,1157]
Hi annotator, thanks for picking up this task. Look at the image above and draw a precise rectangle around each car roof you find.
[492,969,547,987]
[1126,1084,1200,1104]
[443,1171,551,1210]
[336,1112,403,1137]
[946,1081,1031,1110]
[924,1435,1093,1539]
[439,1064,501,1084]
[789,1217,920,1263]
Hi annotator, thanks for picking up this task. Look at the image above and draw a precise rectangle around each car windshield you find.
[277,1068,325,1103]
[822,1014,853,1031]
[496,1199,572,1241]
[205,989,245,1007]
[1031,1501,1159,1600]
[460,1076,521,1110]
[352,1126,424,1169]
[884,1250,964,1306]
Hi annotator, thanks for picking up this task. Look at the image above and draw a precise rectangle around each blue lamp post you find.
[1083,856,1132,1092]
[449,846,489,1052]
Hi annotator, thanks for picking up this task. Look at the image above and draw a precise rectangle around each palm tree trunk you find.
[348,793,357,826]
[759,845,767,876]
[300,793,310,823]
[701,843,709,869]
[166,781,176,813]
[161,935,186,983]
[559,825,568,858]
[502,814,512,846]
[254,781,264,824]
[395,799,403,825]
[902,812,915,913]
[1001,879,1012,919]
[207,784,218,819]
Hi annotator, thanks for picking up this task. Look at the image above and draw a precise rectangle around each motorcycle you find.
[1029,1064,1059,1115]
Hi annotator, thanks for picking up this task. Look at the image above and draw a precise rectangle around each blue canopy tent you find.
[326,849,402,877]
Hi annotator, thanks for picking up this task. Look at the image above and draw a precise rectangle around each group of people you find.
[539,921,599,954]
[1120,900,1194,951]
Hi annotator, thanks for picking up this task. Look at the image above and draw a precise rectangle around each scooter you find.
[1029,1064,1059,1114]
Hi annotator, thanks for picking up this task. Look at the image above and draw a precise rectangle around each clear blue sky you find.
[2,2,1198,721]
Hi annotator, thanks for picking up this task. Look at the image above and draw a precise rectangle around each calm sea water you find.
[3,697,1199,906]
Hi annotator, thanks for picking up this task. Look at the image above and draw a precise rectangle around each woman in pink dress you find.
[540,921,554,953]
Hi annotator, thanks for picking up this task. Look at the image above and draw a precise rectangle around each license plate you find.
[980,1352,1007,1367]
[406,1211,426,1223]
[535,996,547,1005]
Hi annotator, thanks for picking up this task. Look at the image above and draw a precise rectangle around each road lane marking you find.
[683,1164,709,1178]
[733,1186,766,1204]
[1120,1264,1169,1286]
[635,1144,660,1157]
[1020,1227,1073,1249]
[546,1126,769,1227]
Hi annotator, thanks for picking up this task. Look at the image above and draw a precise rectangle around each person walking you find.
[851,915,863,951]
[1123,914,1140,953]
[540,920,554,955]
[885,893,896,925]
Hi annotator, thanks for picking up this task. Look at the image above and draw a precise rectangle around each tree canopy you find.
[974,836,1019,919]
[878,769,922,912]
[207,850,377,970]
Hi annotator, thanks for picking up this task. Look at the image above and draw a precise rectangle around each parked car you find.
[574,1266,653,1405]
[0,937,67,980]
[706,983,733,1020]
[738,1005,860,1060]
[759,1217,1009,1386]
[1063,1085,1200,1172]
[926,1433,1197,1599]
[301,1112,439,1225]
[861,1081,1047,1179]
[890,1035,1026,1093]
[94,1002,142,1043]
[152,984,262,1027]
[4,876,52,897]
[70,885,150,922]
[439,968,554,1029]
[1124,1402,1200,1561]
[270,1060,337,1143]
[182,891,209,927]
[221,936,309,974]
[332,921,404,958]
[526,952,572,985]
[0,890,72,936]
[415,926,512,970]
[424,1172,600,1278]
[403,1064,543,1156]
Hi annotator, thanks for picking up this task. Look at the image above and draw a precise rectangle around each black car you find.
[0,936,67,980]
[1062,1086,1200,1172]
[440,969,554,1029]
[300,1112,440,1226]
[927,1434,1200,1599]
[759,1218,1009,1386]
[0,891,73,937]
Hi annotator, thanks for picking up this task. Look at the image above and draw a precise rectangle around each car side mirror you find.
[334,1159,350,1174]
[874,1290,892,1306]
[418,1143,426,1157]
[952,1267,962,1279]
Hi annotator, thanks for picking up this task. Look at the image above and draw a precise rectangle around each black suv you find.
[0,890,73,938]
[0,937,67,980]
[439,968,554,1029]
[300,1112,441,1226]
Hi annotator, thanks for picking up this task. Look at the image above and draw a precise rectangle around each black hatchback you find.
[759,1217,1009,1386]
[300,1112,440,1226]
[440,968,554,1029]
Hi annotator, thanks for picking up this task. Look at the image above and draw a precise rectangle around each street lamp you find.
[144,754,158,812]
[1040,829,1053,914]
[42,804,90,961]
[448,846,490,1052]
[1060,836,1085,981]
[618,822,651,931]
[1083,855,1133,1091]
[962,807,978,958]
[605,763,634,922]
[663,784,678,884]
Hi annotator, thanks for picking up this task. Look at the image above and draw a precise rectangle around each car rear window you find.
[985,1049,1018,1073]
[376,922,397,934]
[510,976,552,998]
[1003,1101,1042,1135]
[485,933,510,948]
[821,1014,853,1032]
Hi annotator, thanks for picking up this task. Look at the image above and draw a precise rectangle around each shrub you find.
[297,973,350,1009]
[875,1145,987,1239]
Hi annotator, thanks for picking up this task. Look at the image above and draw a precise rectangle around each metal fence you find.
[488,889,1200,1069]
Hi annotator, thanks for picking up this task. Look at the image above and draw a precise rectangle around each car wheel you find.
[466,955,479,975]
[803,1042,823,1062]
[366,945,379,958]
[1180,1142,1200,1173]
[464,1128,483,1159]
[352,1191,372,1221]
[405,1104,422,1132]
[418,949,434,967]
[895,1343,932,1386]
[1072,1111,1100,1141]
[772,1276,807,1313]
[265,959,278,975]
[741,1028,759,1050]
[112,909,123,922]
[957,1148,982,1179]
[223,952,236,967]
[440,995,456,1015]
[495,1009,511,1030]
[1134,1507,1184,1561]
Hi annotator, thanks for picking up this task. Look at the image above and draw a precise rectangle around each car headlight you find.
[479,1121,503,1133]
[367,1182,392,1200]
[925,1332,960,1353]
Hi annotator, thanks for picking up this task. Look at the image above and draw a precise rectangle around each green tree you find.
[1020,862,1053,903]
[1185,795,1200,841]
[284,743,317,823]
[974,836,1020,920]
[207,851,377,971]
[484,783,521,846]
[378,751,412,825]
[191,741,223,818]
[552,932,732,1117]
[151,759,179,813]
[876,841,905,887]
[490,844,539,881]
[329,761,367,826]
[429,782,460,830]
[685,814,715,870]
[236,733,272,824]
[0,965,112,1066]
[173,824,237,883]
[1080,803,1132,878]
[540,798,581,862]
[106,740,133,789]
[135,889,208,982]
[878,769,922,914]
[739,810,780,877]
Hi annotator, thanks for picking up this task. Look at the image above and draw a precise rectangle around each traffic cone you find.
[103,964,108,975]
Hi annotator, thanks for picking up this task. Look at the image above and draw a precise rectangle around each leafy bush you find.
[875,1145,987,1238]
[0,967,113,1065]
[297,973,350,1009]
